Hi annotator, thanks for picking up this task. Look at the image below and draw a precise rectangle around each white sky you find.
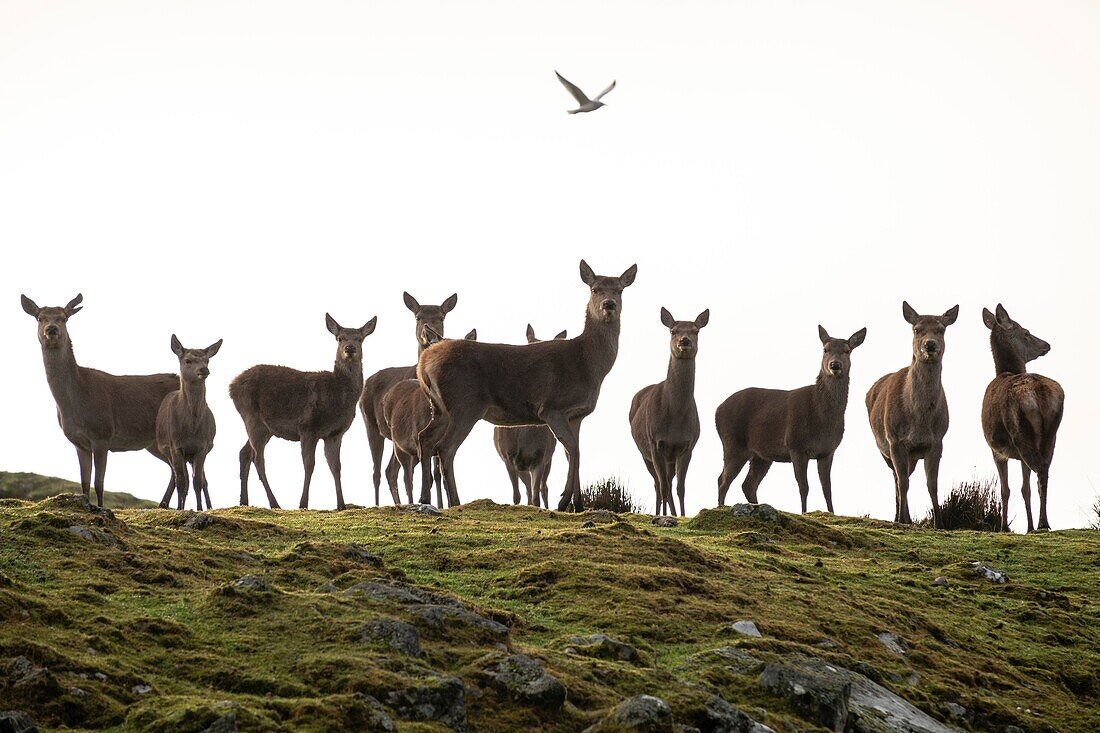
[2,1,1098,528]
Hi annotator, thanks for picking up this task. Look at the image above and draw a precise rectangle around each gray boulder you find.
[480,654,566,711]
[875,632,908,656]
[729,504,780,522]
[701,695,775,733]
[403,503,441,515]
[652,516,678,527]
[385,675,466,732]
[343,544,383,565]
[359,617,422,657]
[182,512,215,530]
[973,563,1008,583]
[566,633,642,664]
[200,713,237,733]
[0,711,37,733]
[232,575,270,592]
[729,620,762,638]
[67,525,120,547]
[585,695,673,733]
[411,604,509,642]
[759,662,849,731]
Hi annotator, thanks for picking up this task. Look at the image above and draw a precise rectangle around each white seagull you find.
[555,71,616,114]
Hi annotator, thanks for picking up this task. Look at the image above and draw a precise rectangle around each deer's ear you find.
[982,307,997,330]
[554,329,568,340]
[171,334,185,358]
[20,295,40,318]
[325,313,341,335]
[695,309,710,328]
[205,339,224,358]
[360,316,378,337]
[403,292,420,314]
[526,324,537,343]
[818,325,831,344]
[941,304,960,326]
[660,307,675,329]
[64,293,83,316]
[423,323,442,343]
[848,328,867,349]
[902,301,919,325]
[994,303,1012,328]
[619,264,638,287]
[464,328,477,341]
[579,260,596,286]
[441,293,458,314]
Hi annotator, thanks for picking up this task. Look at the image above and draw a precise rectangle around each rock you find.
[132,684,152,694]
[342,580,462,608]
[93,672,107,682]
[359,618,422,657]
[585,694,673,733]
[385,675,467,732]
[66,525,120,547]
[66,687,87,697]
[730,620,762,638]
[852,662,882,683]
[581,520,596,528]
[701,695,776,732]
[876,632,908,656]
[357,694,397,732]
[232,575,270,592]
[343,544,383,565]
[587,509,619,523]
[729,503,780,522]
[182,513,214,530]
[652,516,678,528]
[759,662,849,731]
[201,713,237,732]
[943,702,967,720]
[973,563,1009,583]
[403,503,441,515]
[480,654,567,711]
[411,604,509,642]
[932,577,948,587]
[0,711,37,733]
[566,633,642,664]
[317,582,339,594]
[5,657,60,699]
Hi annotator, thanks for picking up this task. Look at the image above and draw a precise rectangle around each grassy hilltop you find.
[0,471,158,509]
[0,493,1097,732]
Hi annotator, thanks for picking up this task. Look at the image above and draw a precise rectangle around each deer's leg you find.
[519,472,534,507]
[172,454,190,511]
[653,450,674,516]
[432,457,443,508]
[1036,465,1051,531]
[436,414,479,508]
[718,448,749,508]
[531,463,548,508]
[994,456,1013,532]
[817,453,835,514]
[384,451,402,504]
[76,448,93,503]
[361,403,386,506]
[544,414,581,512]
[791,453,812,514]
[641,457,660,514]
[238,442,253,506]
[91,449,108,508]
[540,456,552,508]
[674,449,691,518]
[923,443,944,529]
[415,451,433,505]
[888,445,913,524]
[1018,462,1034,533]
[742,457,771,504]
[324,436,346,511]
[397,448,416,505]
[249,433,281,509]
[505,463,521,505]
[194,452,208,512]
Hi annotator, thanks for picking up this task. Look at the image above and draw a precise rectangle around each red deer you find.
[230,313,376,511]
[359,293,457,505]
[630,308,710,516]
[381,328,477,508]
[156,336,222,510]
[20,294,177,507]
[418,261,637,511]
[981,304,1064,532]
[716,324,865,514]
[494,325,568,507]
[866,302,958,527]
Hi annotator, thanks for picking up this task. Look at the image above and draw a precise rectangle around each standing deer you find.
[418,260,637,511]
[20,294,177,507]
[716,325,866,513]
[494,325,568,507]
[382,327,477,508]
[230,313,376,511]
[866,302,959,527]
[359,293,457,505]
[981,304,1064,532]
[630,308,709,516]
[156,335,223,510]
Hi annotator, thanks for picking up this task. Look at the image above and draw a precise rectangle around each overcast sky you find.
[2,0,1098,528]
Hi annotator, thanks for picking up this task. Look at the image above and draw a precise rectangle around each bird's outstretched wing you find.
[556,71,591,105]
[594,80,616,101]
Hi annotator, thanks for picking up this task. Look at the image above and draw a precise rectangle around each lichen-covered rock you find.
[411,604,509,642]
[359,617,422,657]
[700,695,775,733]
[385,675,466,732]
[875,632,908,656]
[403,503,441,515]
[343,544,383,565]
[182,513,215,530]
[973,563,1009,583]
[729,620,762,638]
[652,516,678,527]
[759,662,849,732]
[729,504,780,522]
[0,710,37,733]
[200,713,237,732]
[566,633,643,664]
[480,654,566,711]
[66,525,120,547]
[232,575,270,592]
[585,695,673,733]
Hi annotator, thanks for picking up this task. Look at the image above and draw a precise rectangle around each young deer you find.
[230,313,376,511]
[981,304,1064,532]
[382,328,477,508]
[359,293,457,505]
[630,308,709,516]
[716,325,866,514]
[156,336,223,510]
[493,325,568,507]
[418,260,637,511]
[20,294,178,507]
[866,302,959,527]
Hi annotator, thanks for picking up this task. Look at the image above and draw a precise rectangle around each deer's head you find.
[525,324,568,344]
[171,335,223,384]
[326,313,377,365]
[21,293,82,350]
[661,308,709,359]
[903,301,958,364]
[580,260,637,324]
[404,292,457,349]
[818,325,866,378]
[983,304,1050,364]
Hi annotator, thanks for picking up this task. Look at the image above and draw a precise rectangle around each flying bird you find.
[555,71,616,114]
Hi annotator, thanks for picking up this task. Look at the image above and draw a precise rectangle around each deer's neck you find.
[180,379,207,416]
[580,311,621,379]
[813,371,849,415]
[663,355,696,406]
[334,359,365,392]
[906,357,943,405]
[990,337,1026,376]
[41,342,83,407]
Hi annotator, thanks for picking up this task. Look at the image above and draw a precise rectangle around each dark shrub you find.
[921,477,1006,531]
[580,476,643,514]
[1090,496,1100,531]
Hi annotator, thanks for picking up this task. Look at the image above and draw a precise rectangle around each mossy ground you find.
[1,494,1097,732]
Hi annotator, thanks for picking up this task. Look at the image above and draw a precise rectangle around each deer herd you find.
[19,260,1065,532]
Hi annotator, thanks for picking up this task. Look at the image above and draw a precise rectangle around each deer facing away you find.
[717,324,866,514]
[494,325,568,508]
[382,327,477,508]
[360,292,457,505]
[981,304,1064,532]
[230,313,376,511]
[866,302,958,527]
[21,293,177,507]
[418,260,637,511]
[630,308,709,516]
[156,335,223,510]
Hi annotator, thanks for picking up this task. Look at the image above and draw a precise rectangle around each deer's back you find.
[361,365,416,432]
[494,425,556,470]
[230,364,360,440]
[716,385,814,459]
[63,367,178,450]
[382,380,433,455]
[982,373,1064,459]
